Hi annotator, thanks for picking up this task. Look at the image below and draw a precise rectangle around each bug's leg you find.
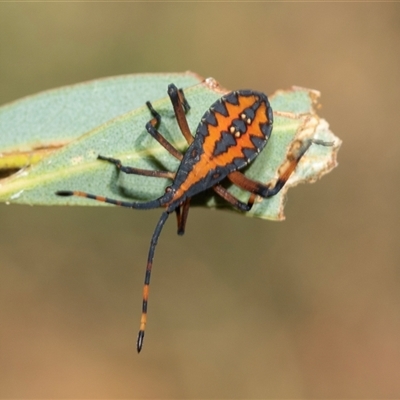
[145,101,184,160]
[166,84,197,233]
[96,97,190,233]
[167,84,194,145]
[137,210,170,353]
[145,99,195,234]
[179,88,191,113]
[97,155,175,180]
[228,138,334,199]
[147,86,194,234]
[212,185,253,212]
[55,190,165,210]
[145,84,193,155]
[175,198,191,235]
[246,193,258,209]
[97,96,187,178]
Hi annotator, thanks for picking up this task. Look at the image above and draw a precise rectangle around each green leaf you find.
[0,72,203,151]
[0,72,202,168]
[0,74,341,220]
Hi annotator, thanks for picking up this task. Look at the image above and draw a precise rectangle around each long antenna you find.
[137,210,171,352]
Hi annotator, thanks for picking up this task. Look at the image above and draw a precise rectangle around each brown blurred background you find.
[1,3,399,398]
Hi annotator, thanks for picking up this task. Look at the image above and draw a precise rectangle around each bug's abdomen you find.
[170,90,273,202]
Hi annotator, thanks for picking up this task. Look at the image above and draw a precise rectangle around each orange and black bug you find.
[56,83,331,352]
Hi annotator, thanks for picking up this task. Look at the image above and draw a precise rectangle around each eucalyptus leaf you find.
[0,72,202,168]
[0,74,341,220]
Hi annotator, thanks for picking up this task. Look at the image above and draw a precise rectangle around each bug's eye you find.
[165,186,173,193]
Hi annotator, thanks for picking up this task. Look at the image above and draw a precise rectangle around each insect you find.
[56,83,331,352]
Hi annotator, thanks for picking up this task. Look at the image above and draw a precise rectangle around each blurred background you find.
[1,3,399,398]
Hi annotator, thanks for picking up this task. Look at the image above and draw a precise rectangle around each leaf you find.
[0,72,203,169]
[0,74,341,220]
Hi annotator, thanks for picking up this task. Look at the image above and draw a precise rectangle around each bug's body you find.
[161,90,272,210]
[57,83,331,352]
